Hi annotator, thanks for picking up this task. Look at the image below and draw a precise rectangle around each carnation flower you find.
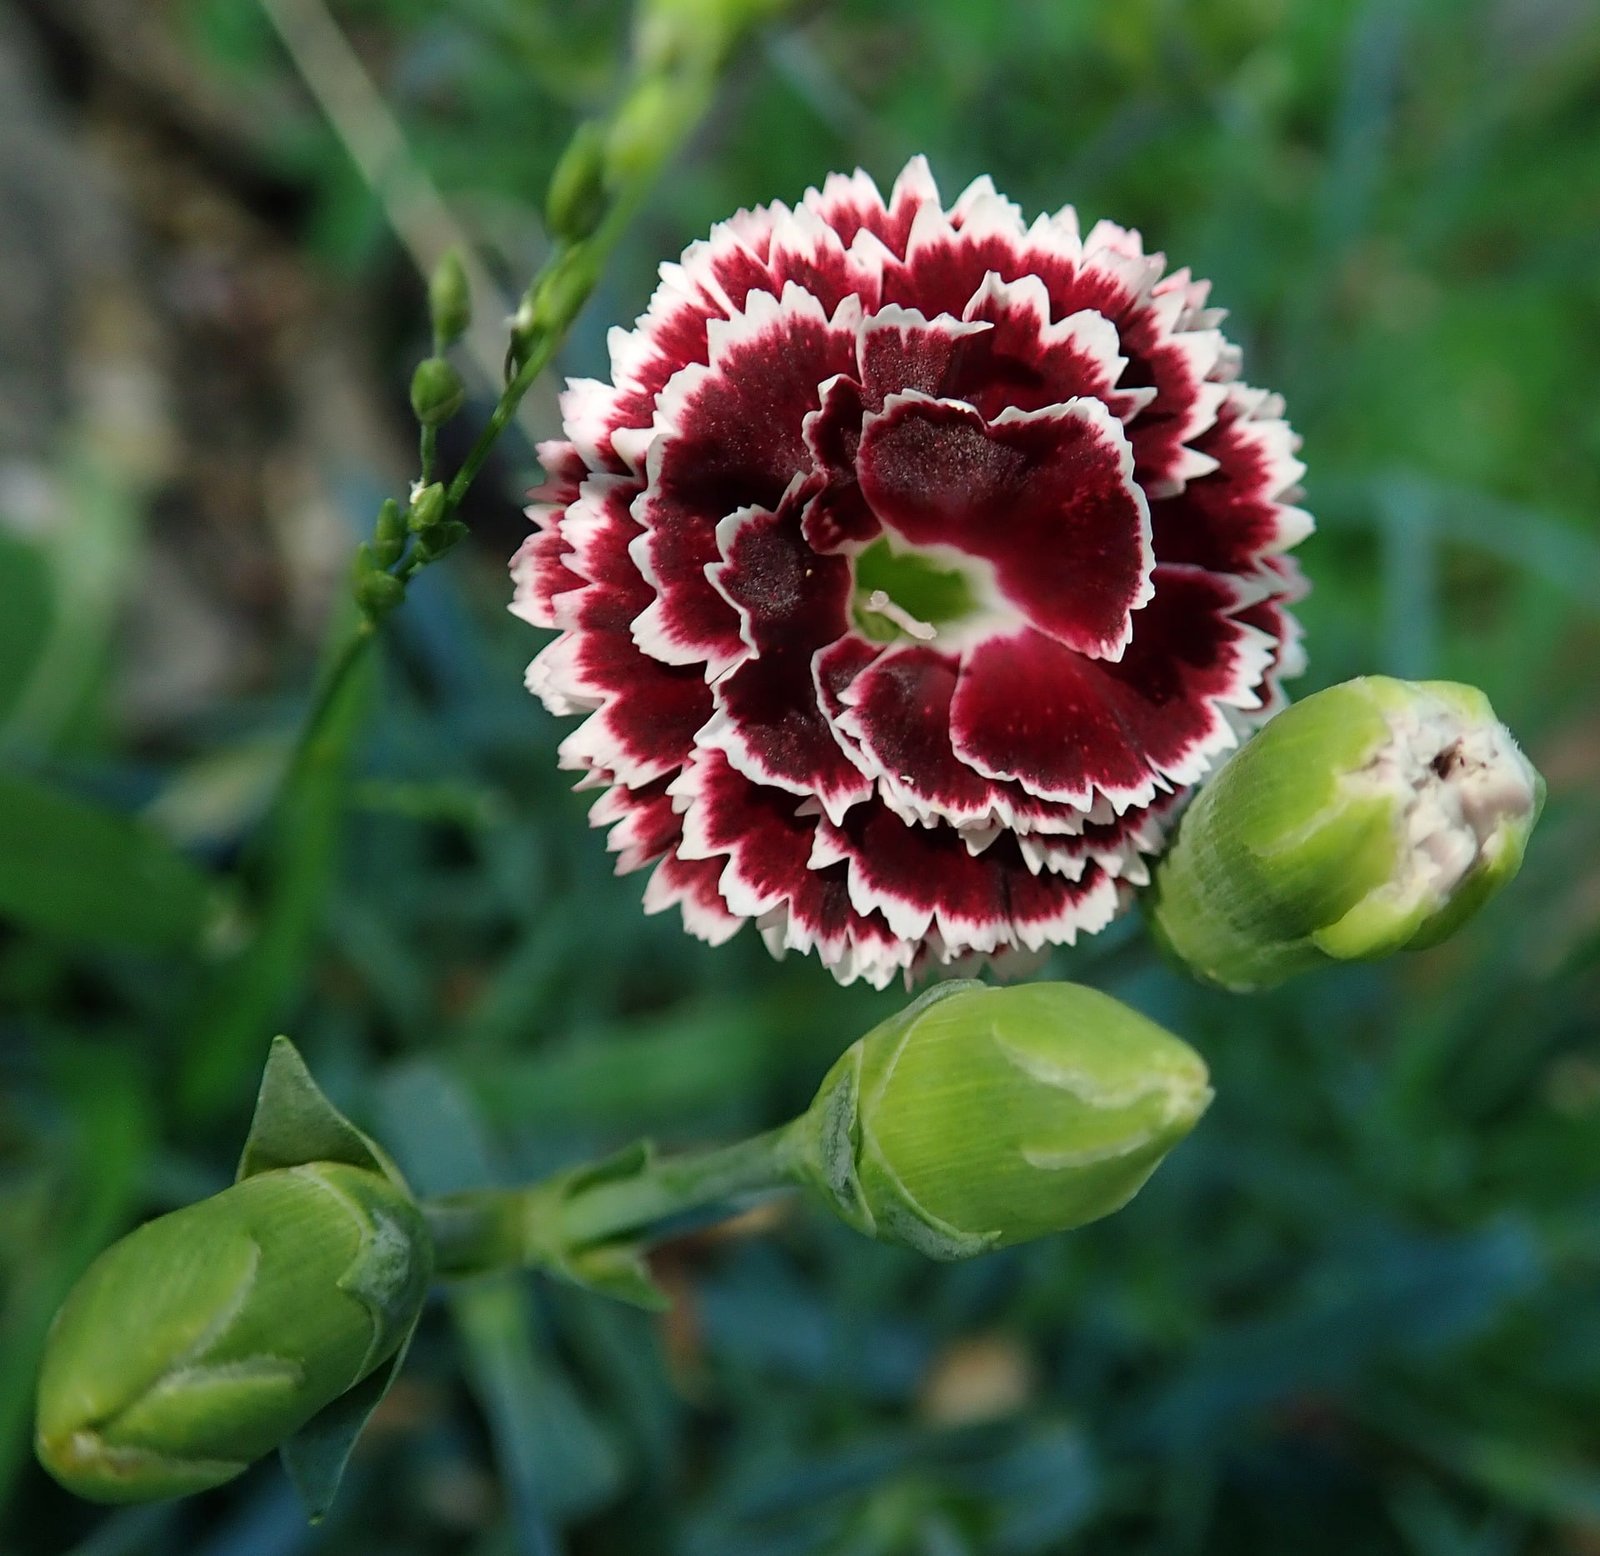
[513,157,1311,988]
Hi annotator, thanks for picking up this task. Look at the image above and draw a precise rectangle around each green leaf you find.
[0,531,55,727]
[0,768,214,951]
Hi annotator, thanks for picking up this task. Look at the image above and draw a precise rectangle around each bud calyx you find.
[793,982,1211,1259]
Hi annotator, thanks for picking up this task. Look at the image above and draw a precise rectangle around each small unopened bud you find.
[371,499,405,569]
[1148,676,1544,991]
[545,123,609,242]
[427,250,471,347]
[635,0,788,74]
[793,981,1211,1260]
[410,358,465,427]
[527,249,597,338]
[407,482,447,534]
[36,1163,431,1504]
[354,569,405,618]
[605,77,704,187]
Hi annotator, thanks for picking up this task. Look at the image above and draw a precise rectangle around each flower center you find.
[852,538,983,644]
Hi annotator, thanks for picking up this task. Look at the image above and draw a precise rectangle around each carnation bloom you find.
[513,157,1310,988]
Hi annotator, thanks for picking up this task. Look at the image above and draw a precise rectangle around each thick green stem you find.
[423,1122,805,1280]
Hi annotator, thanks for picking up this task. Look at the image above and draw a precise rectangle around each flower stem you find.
[423,1122,806,1280]
[260,10,760,823]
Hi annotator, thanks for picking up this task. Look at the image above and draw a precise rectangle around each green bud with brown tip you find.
[1147,676,1545,991]
[792,981,1211,1259]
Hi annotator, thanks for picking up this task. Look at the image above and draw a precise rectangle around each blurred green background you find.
[2,0,1599,1551]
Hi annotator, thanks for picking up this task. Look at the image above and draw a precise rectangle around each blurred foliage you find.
[2,0,1600,1552]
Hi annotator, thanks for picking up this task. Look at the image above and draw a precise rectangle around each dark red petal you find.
[835,644,1001,827]
[762,207,886,316]
[801,375,880,553]
[855,306,991,408]
[531,440,587,503]
[878,198,1036,319]
[642,849,743,946]
[1092,564,1276,783]
[855,394,1152,658]
[590,778,682,874]
[709,492,853,652]
[949,628,1152,807]
[510,524,582,632]
[701,502,871,820]
[634,288,859,669]
[946,274,1126,420]
[951,565,1274,803]
[534,482,712,784]
[575,218,787,471]
[813,633,884,751]
[678,751,828,917]
[817,806,1121,951]
[676,752,911,983]
[1110,297,1225,496]
[1149,387,1310,572]
[801,158,941,260]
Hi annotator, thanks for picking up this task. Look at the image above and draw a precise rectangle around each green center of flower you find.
[852,539,982,643]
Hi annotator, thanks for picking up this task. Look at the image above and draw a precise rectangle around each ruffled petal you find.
[855,392,1153,658]
[631,286,860,673]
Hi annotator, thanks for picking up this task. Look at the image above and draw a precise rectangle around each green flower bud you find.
[793,981,1211,1259]
[407,481,447,534]
[354,569,405,619]
[605,77,706,187]
[371,499,405,569]
[36,1162,431,1504]
[427,250,471,348]
[635,0,789,73]
[527,249,597,339]
[1147,676,1544,991]
[409,357,465,427]
[545,122,609,242]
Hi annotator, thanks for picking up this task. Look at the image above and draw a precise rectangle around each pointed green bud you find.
[527,249,597,338]
[605,77,706,187]
[427,250,471,348]
[407,481,447,534]
[409,357,465,428]
[371,499,405,569]
[792,981,1211,1260]
[545,122,609,242]
[1148,676,1545,991]
[35,1162,431,1504]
